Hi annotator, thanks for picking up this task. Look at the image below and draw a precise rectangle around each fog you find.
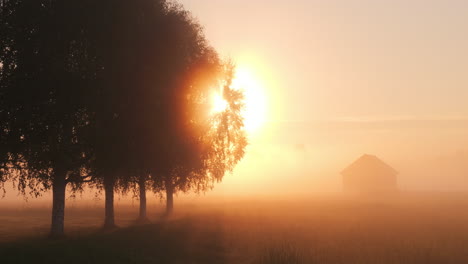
[1,0,467,244]
[4,119,466,208]
[172,0,468,197]
[209,118,468,196]
[2,1,468,263]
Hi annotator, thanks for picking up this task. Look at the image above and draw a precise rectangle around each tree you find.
[0,0,96,237]
[139,4,248,213]
[142,4,229,215]
[85,1,241,219]
[81,0,171,228]
[115,173,152,222]
[1,0,247,233]
[0,0,9,196]
[204,64,248,185]
[155,63,248,215]
[83,0,247,222]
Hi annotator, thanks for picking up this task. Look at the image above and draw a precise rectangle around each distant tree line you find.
[0,0,246,237]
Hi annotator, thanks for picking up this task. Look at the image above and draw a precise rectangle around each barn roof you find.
[341,154,398,176]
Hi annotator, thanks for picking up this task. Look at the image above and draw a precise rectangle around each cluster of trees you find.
[0,0,247,237]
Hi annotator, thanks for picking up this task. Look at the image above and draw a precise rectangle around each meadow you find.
[1,193,468,264]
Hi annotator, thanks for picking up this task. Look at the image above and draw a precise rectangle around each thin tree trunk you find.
[103,175,116,229]
[50,171,67,238]
[138,174,147,221]
[165,181,174,216]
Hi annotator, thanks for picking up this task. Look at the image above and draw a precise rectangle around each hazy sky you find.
[181,0,468,122]
[4,1,468,204]
[179,0,468,194]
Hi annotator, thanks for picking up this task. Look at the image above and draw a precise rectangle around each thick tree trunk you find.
[103,175,116,229]
[165,181,174,216]
[50,172,67,238]
[138,174,147,221]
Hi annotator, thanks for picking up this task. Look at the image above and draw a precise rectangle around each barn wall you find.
[342,172,398,194]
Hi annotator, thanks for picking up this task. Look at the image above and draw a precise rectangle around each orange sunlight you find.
[211,92,228,113]
[211,65,267,134]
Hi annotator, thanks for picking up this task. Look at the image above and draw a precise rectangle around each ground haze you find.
[1,193,468,263]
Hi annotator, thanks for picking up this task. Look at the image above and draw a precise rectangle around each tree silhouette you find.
[66,0,175,229]
[0,0,96,237]
[164,64,247,214]
[88,1,245,218]
[76,0,216,225]
[1,0,248,234]
[85,1,247,218]
[205,64,248,183]
[141,5,229,215]
[0,0,9,196]
[150,56,248,214]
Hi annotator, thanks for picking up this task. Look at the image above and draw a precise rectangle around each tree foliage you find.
[0,0,95,194]
[0,0,248,233]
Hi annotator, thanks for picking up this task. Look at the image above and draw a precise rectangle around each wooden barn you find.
[341,154,398,193]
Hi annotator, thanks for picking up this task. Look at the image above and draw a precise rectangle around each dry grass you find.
[1,193,468,263]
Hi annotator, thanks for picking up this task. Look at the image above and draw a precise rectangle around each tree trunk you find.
[138,174,147,221]
[165,181,174,216]
[50,171,67,238]
[103,175,116,229]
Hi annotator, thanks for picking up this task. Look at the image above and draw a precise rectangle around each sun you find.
[211,92,228,113]
[211,66,267,134]
[232,67,267,133]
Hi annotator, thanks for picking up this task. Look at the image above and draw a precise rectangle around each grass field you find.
[1,194,468,263]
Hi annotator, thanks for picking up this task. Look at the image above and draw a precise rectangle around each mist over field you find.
[2,194,468,264]
[2,0,468,263]
[3,117,468,205]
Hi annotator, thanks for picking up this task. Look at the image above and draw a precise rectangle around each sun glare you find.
[211,66,267,134]
[211,92,228,113]
[233,67,267,133]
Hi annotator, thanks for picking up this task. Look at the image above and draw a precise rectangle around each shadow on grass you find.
[0,217,228,264]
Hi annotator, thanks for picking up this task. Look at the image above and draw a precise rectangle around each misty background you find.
[180,0,468,195]
[3,0,468,203]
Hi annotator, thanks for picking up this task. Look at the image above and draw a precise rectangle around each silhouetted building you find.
[341,154,398,193]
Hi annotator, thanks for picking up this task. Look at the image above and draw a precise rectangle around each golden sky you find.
[3,1,468,205]
[180,0,468,194]
[182,0,468,122]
